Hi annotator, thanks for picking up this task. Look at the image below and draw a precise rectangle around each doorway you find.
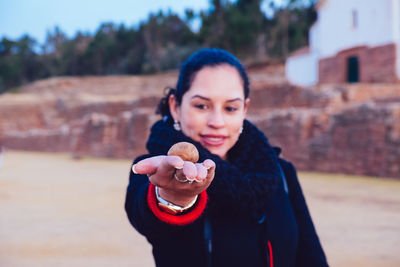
[347,56,359,83]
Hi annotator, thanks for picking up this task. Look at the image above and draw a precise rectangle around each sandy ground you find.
[0,151,399,267]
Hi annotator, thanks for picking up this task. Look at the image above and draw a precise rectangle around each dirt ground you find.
[0,151,399,267]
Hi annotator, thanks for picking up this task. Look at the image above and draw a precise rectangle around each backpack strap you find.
[277,161,289,195]
[204,216,212,267]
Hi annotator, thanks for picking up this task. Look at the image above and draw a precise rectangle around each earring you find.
[239,126,243,134]
[173,120,181,131]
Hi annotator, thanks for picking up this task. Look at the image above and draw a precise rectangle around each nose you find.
[207,109,225,128]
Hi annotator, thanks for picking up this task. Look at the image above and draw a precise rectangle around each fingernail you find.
[132,164,138,174]
[186,176,195,182]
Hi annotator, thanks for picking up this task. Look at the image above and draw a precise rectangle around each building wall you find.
[319,43,398,83]
[395,0,400,78]
[315,0,396,58]
[286,0,400,84]
[397,41,400,79]
[286,51,319,86]
[309,23,320,54]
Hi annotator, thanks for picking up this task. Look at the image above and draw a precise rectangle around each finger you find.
[132,155,184,176]
[203,159,216,181]
[182,161,197,180]
[156,156,185,179]
[164,155,185,170]
[132,156,165,175]
[194,163,207,182]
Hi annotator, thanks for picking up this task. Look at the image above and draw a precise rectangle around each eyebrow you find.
[191,95,244,103]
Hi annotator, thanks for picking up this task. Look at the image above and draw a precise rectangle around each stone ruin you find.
[0,70,399,178]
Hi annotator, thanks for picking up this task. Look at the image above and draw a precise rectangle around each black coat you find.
[125,120,328,267]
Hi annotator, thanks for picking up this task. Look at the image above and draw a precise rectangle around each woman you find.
[125,48,328,267]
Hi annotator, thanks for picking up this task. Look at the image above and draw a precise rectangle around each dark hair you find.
[156,48,250,122]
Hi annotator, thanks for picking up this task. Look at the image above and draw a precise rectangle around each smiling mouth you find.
[200,135,227,146]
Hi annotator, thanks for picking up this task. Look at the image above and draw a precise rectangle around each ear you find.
[243,98,250,116]
[168,94,180,122]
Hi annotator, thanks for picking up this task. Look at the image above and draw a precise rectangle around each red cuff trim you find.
[147,183,208,226]
[267,241,274,267]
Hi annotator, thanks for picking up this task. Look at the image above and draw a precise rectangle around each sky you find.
[0,0,288,47]
[0,0,211,45]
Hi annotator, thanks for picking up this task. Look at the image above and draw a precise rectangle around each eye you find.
[194,104,208,110]
[225,106,238,112]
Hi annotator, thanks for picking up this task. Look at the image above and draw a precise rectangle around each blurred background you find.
[0,0,399,266]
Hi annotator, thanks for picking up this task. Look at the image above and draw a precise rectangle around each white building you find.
[286,0,400,86]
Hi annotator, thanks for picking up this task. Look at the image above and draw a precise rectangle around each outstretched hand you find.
[132,155,215,206]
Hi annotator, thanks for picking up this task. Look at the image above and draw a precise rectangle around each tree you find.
[0,38,21,92]
[0,0,318,93]
[264,0,317,58]
[140,10,197,72]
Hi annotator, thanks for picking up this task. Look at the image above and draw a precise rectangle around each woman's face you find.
[170,64,249,159]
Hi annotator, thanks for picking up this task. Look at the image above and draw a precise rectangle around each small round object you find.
[167,142,199,163]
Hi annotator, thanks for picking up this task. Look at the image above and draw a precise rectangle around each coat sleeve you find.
[279,159,329,267]
[124,155,208,241]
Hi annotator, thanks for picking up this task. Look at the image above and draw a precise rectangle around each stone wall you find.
[319,43,398,83]
[259,102,400,178]
[0,74,399,178]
